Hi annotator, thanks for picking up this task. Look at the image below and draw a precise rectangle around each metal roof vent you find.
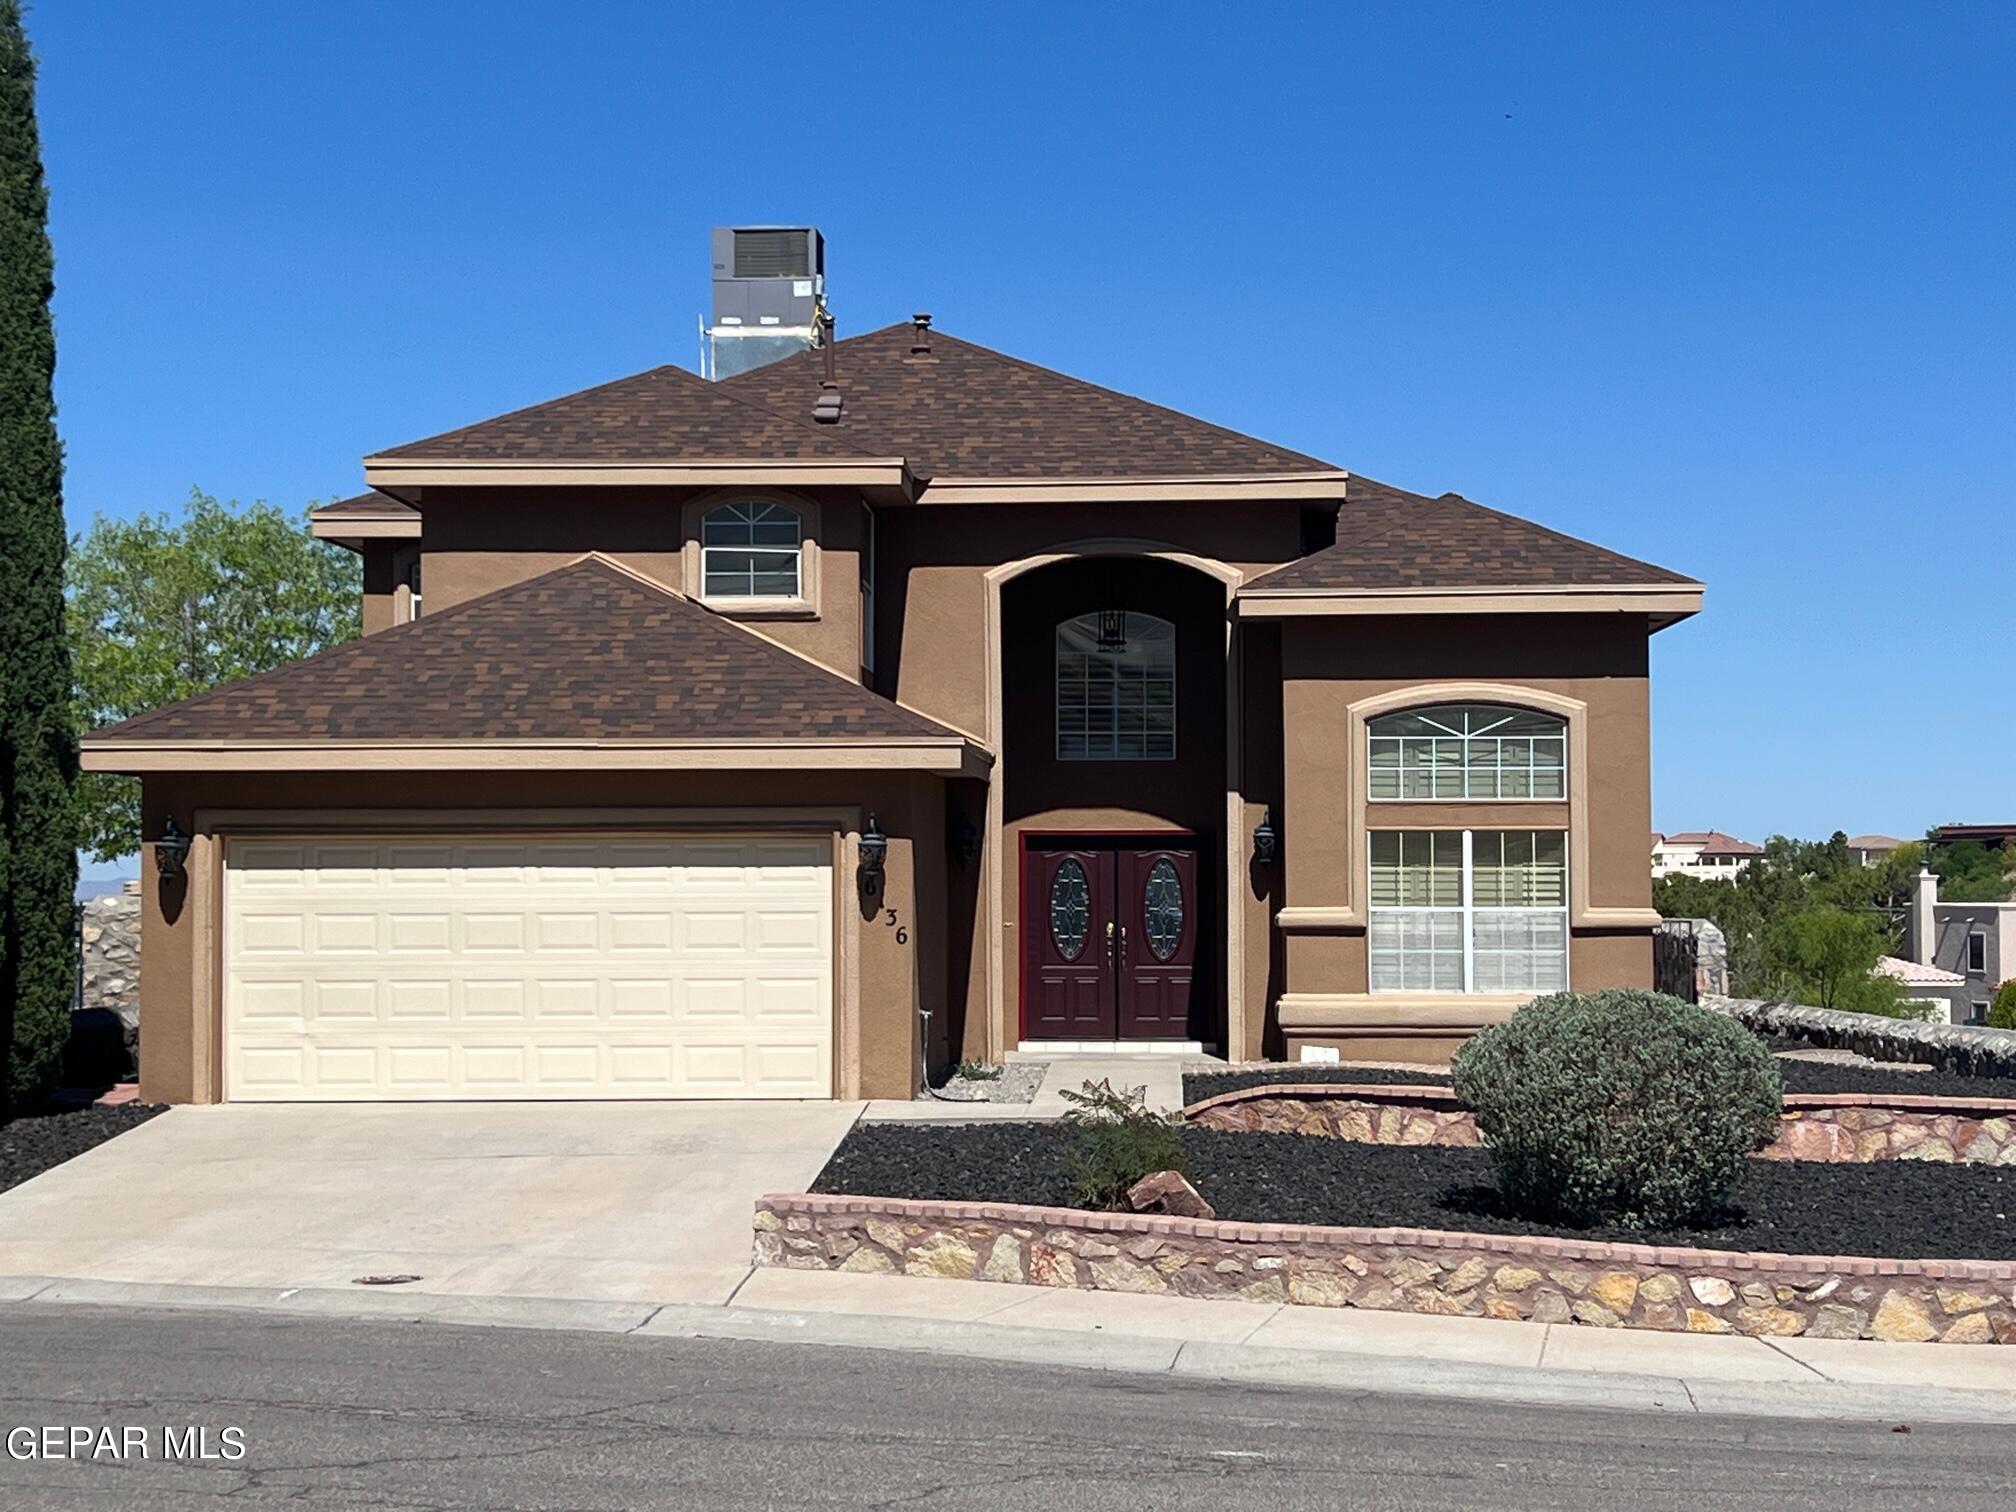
[812,381,844,424]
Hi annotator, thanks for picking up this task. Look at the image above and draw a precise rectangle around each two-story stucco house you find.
[84,278,1702,1105]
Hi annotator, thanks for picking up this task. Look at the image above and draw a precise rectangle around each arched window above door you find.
[1055,611,1176,761]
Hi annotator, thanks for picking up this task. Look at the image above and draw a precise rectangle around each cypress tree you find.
[0,0,77,1115]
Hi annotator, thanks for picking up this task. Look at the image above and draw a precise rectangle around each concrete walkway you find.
[6,1264,2015,1425]
[862,1052,1192,1120]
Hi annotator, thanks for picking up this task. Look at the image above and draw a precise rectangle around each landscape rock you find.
[1126,1169,1215,1219]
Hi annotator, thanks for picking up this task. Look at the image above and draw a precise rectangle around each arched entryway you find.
[997,555,1230,1047]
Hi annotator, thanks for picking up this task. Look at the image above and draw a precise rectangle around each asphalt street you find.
[0,1303,2008,1510]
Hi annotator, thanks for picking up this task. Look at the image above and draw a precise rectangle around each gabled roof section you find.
[1238,478,1702,627]
[722,323,1340,481]
[369,364,882,463]
[83,558,983,773]
[315,489,417,519]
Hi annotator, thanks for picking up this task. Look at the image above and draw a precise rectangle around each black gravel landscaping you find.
[813,1122,2016,1261]
[0,1102,164,1196]
[1184,1054,2016,1106]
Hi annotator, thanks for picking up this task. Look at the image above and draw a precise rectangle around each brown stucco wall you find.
[412,486,867,682]
[136,769,953,1105]
[1273,612,1656,1058]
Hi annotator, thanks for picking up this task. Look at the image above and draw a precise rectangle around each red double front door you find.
[1023,841,1199,1040]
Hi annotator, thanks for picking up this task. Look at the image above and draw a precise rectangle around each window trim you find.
[1366,701,1569,803]
[680,492,821,619]
[1053,609,1178,763]
[1967,929,1988,974]
[1367,826,1571,995]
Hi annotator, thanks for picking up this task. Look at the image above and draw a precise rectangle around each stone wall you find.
[1711,997,2016,1078]
[1183,1083,2016,1166]
[78,886,142,1070]
[755,1193,2016,1343]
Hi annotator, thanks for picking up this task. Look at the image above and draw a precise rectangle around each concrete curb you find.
[5,1272,2015,1424]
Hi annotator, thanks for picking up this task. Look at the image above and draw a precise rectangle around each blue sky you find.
[29,1,2015,874]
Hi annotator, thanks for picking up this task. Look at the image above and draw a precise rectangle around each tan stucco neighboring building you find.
[85,316,1702,1105]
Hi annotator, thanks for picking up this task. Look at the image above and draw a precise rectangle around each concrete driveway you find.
[0,1101,863,1304]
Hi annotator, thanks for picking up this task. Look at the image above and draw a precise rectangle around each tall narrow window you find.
[701,500,802,600]
[1055,612,1176,761]
[1368,704,1566,800]
[859,503,876,674]
[1968,931,1989,974]
[1370,830,1568,993]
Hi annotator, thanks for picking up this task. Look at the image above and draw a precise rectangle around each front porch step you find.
[1010,1041,1210,1057]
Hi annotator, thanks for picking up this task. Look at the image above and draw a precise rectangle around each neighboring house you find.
[1651,831,1761,880]
[1873,955,1969,1024]
[1933,823,2016,851]
[1907,868,2016,1024]
[82,229,1702,1106]
[1846,834,1908,868]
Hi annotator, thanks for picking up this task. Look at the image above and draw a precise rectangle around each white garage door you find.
[223,835,833,1101]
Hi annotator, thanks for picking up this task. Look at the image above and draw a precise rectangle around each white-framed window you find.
[406,557,423,620]
[1967,930,1988,974]
[1368,703,1566,800]
[701,500,802,599]
[1055,611,1176,761]
[1369,829,1569,993]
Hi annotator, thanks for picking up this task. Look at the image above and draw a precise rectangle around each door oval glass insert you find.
[1049,858,1091,961]
[1144,858,1184,961]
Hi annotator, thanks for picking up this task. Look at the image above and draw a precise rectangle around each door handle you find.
[1119,924,1129,964]
[1106,919,1116,963]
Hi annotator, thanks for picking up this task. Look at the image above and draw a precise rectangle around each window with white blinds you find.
[1368,704,1566,800]
[1369,829,1568,993]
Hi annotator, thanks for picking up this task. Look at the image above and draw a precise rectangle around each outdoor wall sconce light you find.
[154,816,192,882]
[1251,807,1278,866]
[948,814,979,870]
[858,814,888,884]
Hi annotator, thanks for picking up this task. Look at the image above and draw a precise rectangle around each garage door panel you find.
[225,834,833,1101]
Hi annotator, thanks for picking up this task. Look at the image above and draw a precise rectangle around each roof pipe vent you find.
[812,382,844,424]
[908,311,934,359]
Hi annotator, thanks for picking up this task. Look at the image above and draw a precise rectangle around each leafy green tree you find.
[0,2,76,1115]
[1764,908,1910,1016]
[68,492,360,860]
[1989,980,2016,1032]
[1930,838,2015,903]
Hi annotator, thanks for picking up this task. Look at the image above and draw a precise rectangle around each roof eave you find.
[362,455,920,502]
[82,735,992,779]
[910,471,1350,505]
[1234,582,1705,628]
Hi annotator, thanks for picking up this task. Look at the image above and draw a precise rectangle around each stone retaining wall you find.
[1710,997,2016,1078]
[1183,1084,2016,1166]
[755,1193,2016,1343]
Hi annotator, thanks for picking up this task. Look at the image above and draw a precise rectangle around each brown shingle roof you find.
[722,324,1338,479]
[90,558,967,747]
[1242,477,1696,591]
[312,490,417,518]
[372,364,878,462]
[369,324,1337,480]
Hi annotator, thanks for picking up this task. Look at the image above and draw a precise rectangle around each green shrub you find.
[952,1060,1002,1081]
[1451,989,1783,1229]
[1057,1078,1185,1210]
[1990,980,2016,1031]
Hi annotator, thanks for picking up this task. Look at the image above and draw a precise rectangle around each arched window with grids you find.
[1367,703,1566,800]
[700,500,803,600]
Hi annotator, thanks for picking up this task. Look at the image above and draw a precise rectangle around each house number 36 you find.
[884,909,908,945]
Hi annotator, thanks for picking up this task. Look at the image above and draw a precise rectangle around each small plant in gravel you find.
[952,1060,1003,1081]
[1452,988,1783,1229]
[1057,1078,1185,1210]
